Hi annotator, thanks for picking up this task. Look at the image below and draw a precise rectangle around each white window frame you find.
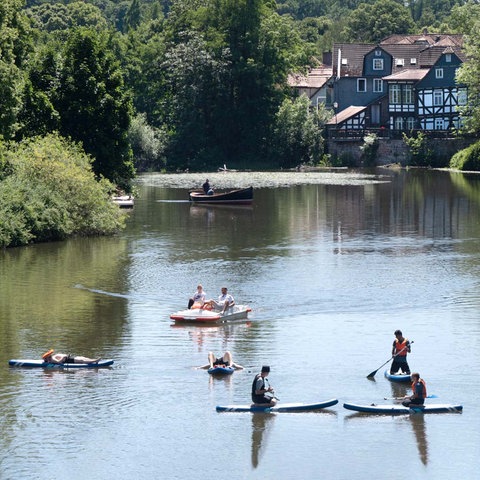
[457,88,467,106]
[389,84,401,104]
[395,117,404,130]
[434,90,443,106]
[435,68,444,79]
[406,117,415,130]
[357,78,367,93]
[403,85,413,104]
[373,58,384,70]
[373,79,383,93]
[435,118,445,130]
[446,54,451,63]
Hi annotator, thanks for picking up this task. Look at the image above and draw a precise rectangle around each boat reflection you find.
[251,413,275,469]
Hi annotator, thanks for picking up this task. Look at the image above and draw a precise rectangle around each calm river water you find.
[1,169,479,479]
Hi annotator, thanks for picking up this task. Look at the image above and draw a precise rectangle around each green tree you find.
[54,28,135,185]
[343,0,415,43]
[0,133,125,248]
[271,95,328,168]
[0,0,32,140]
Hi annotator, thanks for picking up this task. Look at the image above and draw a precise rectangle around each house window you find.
[436,68,444,79]
[373,79,383,93]
[406,117,415,130]
[375,50,381,56]
[357,78,367,92]
[410,58,417,65]
[373,58,384,70]
[446,54,452,63]
[395,117,404,130]
[403,85,413,104]
[390,84,401,104]
[396,58,404,67]
[434,90,443,106]
[435,118,445,130]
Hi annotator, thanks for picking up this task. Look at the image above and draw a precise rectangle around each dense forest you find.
[2,0,480,246]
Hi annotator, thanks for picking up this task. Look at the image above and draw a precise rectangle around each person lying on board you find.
[203,287,235,314]
[402,372,427,407]
[41,349,101,365]
[188,284,206,309]
[252,365,277,406]
[198,351,244,370]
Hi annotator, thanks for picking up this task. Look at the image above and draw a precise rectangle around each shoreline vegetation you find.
[0,134,126,249]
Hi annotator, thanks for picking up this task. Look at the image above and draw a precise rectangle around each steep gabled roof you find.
[332,43,375,77]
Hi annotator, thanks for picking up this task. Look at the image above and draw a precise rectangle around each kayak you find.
[216,399,338,413]
[384,370,411,382]
[208,366,234,375]
[343,402,463,414]
[9,359,114,368]
[170,305,251,323]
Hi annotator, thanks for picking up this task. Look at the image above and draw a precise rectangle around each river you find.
[0,169,479,479]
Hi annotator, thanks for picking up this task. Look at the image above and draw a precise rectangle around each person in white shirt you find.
[188,284,206,309]
[204,287,235,314]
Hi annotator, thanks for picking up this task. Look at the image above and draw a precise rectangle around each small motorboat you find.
[170,304,251,323]
[112,195,134,208]
[189,186,253,205]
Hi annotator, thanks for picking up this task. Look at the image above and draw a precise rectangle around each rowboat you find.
[208,366,234,375]
[343,402,463,414]
[170,304,251,323]
[9,359,114,368]
[384,370,411,382]
[189,186,253,205]
[216,399,339,413]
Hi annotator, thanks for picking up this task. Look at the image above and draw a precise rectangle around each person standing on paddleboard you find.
[402,372,427,407]
[390,330,411,374]
[252,366,276,406]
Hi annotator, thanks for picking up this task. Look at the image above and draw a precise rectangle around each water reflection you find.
[410,415,429,465]
[251,413,275,469]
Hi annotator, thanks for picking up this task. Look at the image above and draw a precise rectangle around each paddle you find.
[366,341,413,378]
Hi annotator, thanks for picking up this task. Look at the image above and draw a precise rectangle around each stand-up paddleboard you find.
[216,399,338,412]
[343,402,463,414]
[9,359,114,368]
[208,366,234,375]
[384,370,411,382]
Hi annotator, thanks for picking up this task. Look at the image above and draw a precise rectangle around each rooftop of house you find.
[326,105,366,125]
[287,66,333,89]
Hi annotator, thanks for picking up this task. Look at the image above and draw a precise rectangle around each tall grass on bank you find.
[0,133,125,248]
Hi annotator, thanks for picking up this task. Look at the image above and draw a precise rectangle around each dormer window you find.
[446,54,452,63]
[396,58,404,67]
[341,58,348,65]
[375,50,382,56]
[373,58,384,70]
[410,58,417,65]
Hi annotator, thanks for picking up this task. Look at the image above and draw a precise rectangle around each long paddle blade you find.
[384,394,438,400]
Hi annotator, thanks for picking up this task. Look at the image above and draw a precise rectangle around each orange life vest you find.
[394,338,409,357]
[412,378,427,398]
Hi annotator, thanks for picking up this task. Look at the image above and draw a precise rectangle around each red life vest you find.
[394,338,409,357]
[412,379,427,398]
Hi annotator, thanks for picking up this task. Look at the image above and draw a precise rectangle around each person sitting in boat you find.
[209,351,243,369]
[202,179,214,195]
[41,349,101,365]
[390,330,411,374]
[252,366,276,406]
[203,287,235,314]
[188,284,206,309]
[402,372,426,407]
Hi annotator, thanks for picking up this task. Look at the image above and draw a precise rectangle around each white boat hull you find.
[170,305,251,323]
